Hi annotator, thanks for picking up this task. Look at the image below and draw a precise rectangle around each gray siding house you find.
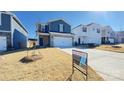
[37,18,74,47]
[0,11,28,51]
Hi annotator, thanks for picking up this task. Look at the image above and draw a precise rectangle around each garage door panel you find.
[53,37,72,47]
[0,36,7,51]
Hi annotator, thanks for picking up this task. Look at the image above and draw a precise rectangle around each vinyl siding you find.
[48,20,71,33]
[13,29,27,49]
[0,13,11,31]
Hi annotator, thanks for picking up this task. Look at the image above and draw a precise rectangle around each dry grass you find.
[0,48,103,81]
[96,44,124,53]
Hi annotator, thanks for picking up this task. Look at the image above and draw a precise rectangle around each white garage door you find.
[0,36,7,51]
[53,37,72,47]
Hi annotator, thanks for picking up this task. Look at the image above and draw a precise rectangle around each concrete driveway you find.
[60,47,124,81]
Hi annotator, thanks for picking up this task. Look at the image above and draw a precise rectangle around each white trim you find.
[11,16,13,47]
[0,30,11,32]
[49,32,74,37]
[59,24,63,32]
[12,13,28,33]
[38,32,50,36]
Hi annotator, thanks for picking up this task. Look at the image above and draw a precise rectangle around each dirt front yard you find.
[0,48,103,81]
[96,44,124,53]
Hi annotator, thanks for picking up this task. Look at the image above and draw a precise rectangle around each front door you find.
[78,38,80,45]
[39,38,43,46]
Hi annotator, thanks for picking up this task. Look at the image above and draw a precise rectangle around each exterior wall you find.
[0,32,11,48]
[116,31,124,43]
[87,23,101,44]
[0,12,28,50]
[0,13,11,31]
[0,12,12,50]
[13,29,27,49]
[48,20,71,33]
[11,16,28,49]
[72,25,88,44]
[39,35,50,47]
[72,23,101,45]
[101,26,115,44]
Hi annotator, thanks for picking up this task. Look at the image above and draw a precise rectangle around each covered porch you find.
[38,32,50,47]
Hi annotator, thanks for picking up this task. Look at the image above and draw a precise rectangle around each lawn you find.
[0,48,103,81]
[96,44,124,53]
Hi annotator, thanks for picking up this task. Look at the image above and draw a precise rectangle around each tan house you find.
[28,38,37,48]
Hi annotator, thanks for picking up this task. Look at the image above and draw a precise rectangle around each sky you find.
[14,11,124,38]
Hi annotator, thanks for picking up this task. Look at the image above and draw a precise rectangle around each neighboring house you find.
[72,23,101,45]
[28,38,37,48]
[115,31,124,43]
[0,11,28,51]
[37,18,74,47]
[101,26,115,44]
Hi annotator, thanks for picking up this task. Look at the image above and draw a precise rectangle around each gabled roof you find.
[47,18,71,25]
[72,24,82,30]
[87,22,101,27]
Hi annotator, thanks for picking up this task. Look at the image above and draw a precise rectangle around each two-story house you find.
[101,26,115,44]
[72,23,101,45]
[37,19,74,47]
[115,31,124,43]
[0,11,28,51]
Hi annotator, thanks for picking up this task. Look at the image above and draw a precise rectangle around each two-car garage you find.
[53,36,73,47]
[50,32,74,48]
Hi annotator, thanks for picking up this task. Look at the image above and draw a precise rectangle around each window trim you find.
[82,27,87,32]
[97,28,100,33]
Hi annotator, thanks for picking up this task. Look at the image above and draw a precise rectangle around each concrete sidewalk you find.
[60,48,124,81]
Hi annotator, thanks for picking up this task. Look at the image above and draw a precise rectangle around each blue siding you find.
[0,13,11,31]
[48,20,71,33]
[13,29,27,49]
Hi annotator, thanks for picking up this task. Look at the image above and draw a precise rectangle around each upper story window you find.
[59,24,63,32]
[82,27,87,32]
[93,28,95,31]
[97,28,100,33]
[41,25,45,32]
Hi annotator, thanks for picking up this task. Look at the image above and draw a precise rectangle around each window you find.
[59,24,63,32]
[41,25,45,32]
[82,27,87,32]
[93,28,95,31]
[97,28,100,33]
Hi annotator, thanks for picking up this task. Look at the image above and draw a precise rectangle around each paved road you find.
[60,48,124,81]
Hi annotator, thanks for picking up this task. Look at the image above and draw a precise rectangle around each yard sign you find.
[72,50,88,80]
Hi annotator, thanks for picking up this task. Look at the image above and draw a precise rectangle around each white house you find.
[115,31,124,43]
[0,11,28,51]
[72,23,101,45]
[101,26,115,44]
